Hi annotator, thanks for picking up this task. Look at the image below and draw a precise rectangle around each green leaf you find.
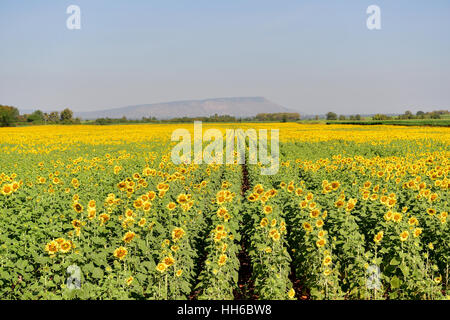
[91,267,104,279]
[390,276,401,289]
[389,257,400,266]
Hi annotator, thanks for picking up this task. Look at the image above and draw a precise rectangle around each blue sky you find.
[1,0,449,114]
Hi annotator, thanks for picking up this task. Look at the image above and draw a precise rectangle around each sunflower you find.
[374,231,384,244]
[218,254,227,266]
[167,202,176,211]
[113,247,128,260]
[413,228,423,238]
[176,193,189,204]
[87,200,96,209]
[323,255,332,266]
[260,218,268,228]
[345,202,356,212]
[295,188,303,196]
[272,232,280,241]
[429,193,438,202]
[217,207,228,218]
[384,210,393,221]
[163,256,175,267]
[393,212,403,223]
[399,231,409,242]
[288,288,295,299]
[73,202,83,213]
[318,230,327,238]
[126,276,133,285]
[335,200,345,208]
[125,209,134,217]
[45,241,59,255]
[1,184,13,195]
[132,199,142,209]
[156,263,167,273]
[72,219,82,229]
[176,269,183,277]
[331,181,340,190]
[59,240,72,253]
[303,222,313,233]
[221,243,228,253]
[138,218,146,227]
[11,181,19,191]
[310,209,320,219]
[172,227,185,242]
[408,217,418,226]
[387,198,396,208]
[316,219,324,228]
[316,238,326,248]
[147,191,156,201]
[263,205,273,214]
[123,231,136,243]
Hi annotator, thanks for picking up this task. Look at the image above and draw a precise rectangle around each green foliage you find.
[0,105,19,127]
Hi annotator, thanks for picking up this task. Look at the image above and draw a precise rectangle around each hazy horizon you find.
[1,0,449,115]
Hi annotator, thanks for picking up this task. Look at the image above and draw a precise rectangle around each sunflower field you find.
[0,123,448,300]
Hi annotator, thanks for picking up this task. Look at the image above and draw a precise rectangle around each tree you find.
[339,115,346,120]
[430,112,441,119]
[373,114,392,120]
[403,110,414,119]
[27,110,45,123]
[0,105,19,127]
[48,111,60,123]
[60,108,74,123]
[326,112,337,120]
[355,114,361,120]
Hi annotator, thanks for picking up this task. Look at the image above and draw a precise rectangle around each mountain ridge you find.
[72,97,295,120]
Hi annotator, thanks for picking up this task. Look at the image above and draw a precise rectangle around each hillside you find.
[74,97,294,120]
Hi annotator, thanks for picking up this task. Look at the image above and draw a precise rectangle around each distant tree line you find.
[370,110,446,121]
[325,110,448,121]
[0,105,82,127]
[92,113,301,125]
[326,112,361,121]
[396,110,446,120]
[255,113,300,122]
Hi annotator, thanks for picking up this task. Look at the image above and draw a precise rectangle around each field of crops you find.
[0,123,449,300]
